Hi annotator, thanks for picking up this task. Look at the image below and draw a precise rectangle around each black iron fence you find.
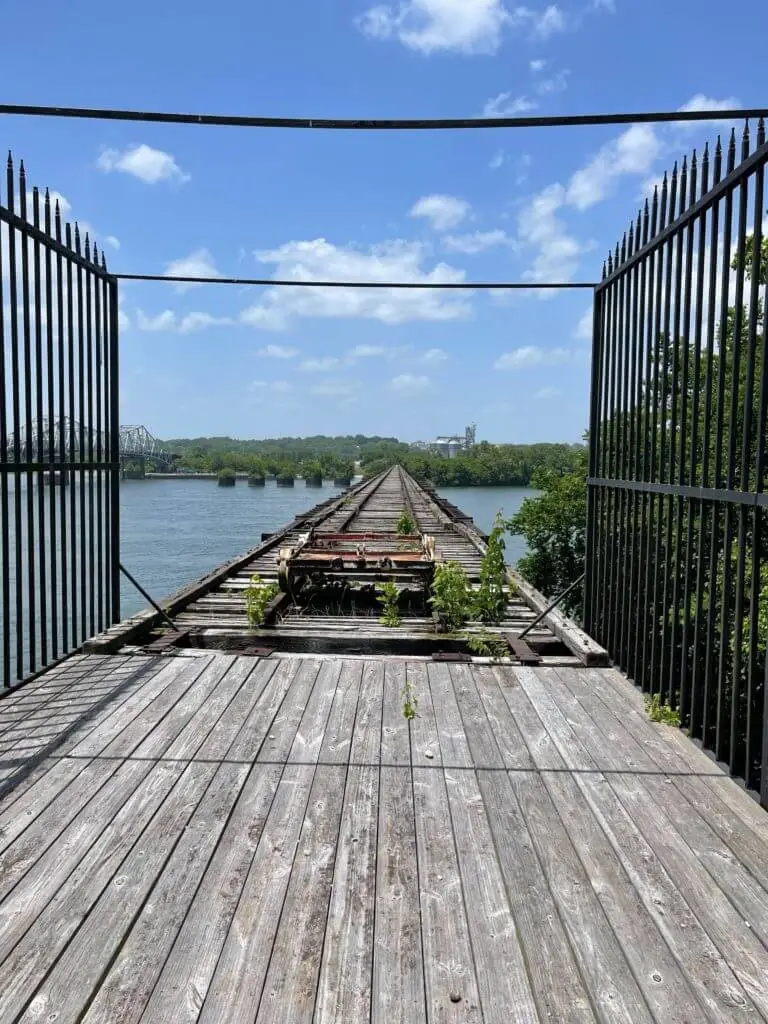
[0,154,120,688]
[585,119,768,803]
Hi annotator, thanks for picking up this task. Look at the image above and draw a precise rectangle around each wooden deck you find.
[2,650,768,1023]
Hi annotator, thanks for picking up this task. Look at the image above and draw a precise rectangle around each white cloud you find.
[676,94,740,131]
[483,92,537,118]
[489,150,505,170]
[300,357,343,373]
[410,194,470,230]
[517,4,566,38]
[530,58,546,71]
[164,249,221,293]
[390,373,431,392]
[104,235,121,250]
[96,144,190,184]
[517,183,588,284]
[357,0,510,54]
[136,309,234,333]
[249,379,292,393]
[240,238,470,327]
[495,345,572,369]
[566,124,661,210]
[257,344,299,358]
[347,344,387,358]
[442,229,515,254]
[537,68,570,94]
[574,307,593,340]
[533,386,562,399]
[421,347,448,363]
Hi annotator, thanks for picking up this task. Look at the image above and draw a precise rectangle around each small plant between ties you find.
[464,630,509,661]
[474,511,509,624]
[429,561,472,631]
[376,579,401,627]
[243,573,279,628]
[396,510,417,535]
[402,677,418,721]
[644,693,681,727]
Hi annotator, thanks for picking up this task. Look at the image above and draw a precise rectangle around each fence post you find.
[583,287,602,635]
[108,276,120,623]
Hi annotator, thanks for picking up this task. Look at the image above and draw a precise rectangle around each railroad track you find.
[124,464,588,665]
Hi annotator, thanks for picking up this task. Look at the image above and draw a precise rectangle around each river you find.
[120,478,536,616]
[1,476,537,683]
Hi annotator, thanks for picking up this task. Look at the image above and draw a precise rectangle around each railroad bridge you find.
[1,106,767,1022]
[3,421,177,475]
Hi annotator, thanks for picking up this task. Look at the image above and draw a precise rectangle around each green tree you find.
[507,448,588,618]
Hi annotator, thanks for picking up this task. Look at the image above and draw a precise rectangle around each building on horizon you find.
[412,423,476,458]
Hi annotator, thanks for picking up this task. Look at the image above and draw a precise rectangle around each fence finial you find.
[701,142,709,192]
[642,198,649,245]
[84,232,91,261]
[727,128,736,173]
[758,117,766,147]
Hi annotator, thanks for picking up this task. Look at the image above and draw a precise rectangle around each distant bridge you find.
[4,421,178,472]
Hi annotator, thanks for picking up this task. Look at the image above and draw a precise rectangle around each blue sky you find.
[0,0,763,444]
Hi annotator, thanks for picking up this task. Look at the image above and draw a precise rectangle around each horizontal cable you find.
[0,104,764,130]
[116,273,596,289]
[588,476,768,507]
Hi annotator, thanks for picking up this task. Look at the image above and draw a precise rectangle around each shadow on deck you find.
[1,651,767,1023]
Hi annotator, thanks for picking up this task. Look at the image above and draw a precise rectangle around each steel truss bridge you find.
[4,421,177,470]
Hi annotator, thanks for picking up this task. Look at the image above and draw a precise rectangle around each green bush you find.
[429,561,472,631]
[243,574,279,628]
[473,512,508,623]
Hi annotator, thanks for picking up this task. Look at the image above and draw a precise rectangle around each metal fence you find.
[0,154,120,688]
[585,119,768,803]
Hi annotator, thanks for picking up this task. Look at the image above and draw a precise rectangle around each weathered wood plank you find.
[132,653,236,759]
[67,656,211,758]
[0,760,153,963]
[138,763,283,1024]
[381,661,410,765]
[491,666,565,770]
[406,661,441,766]
[255,764,346,1024]
[15,762,214,1024]
[314,765,378,1024]
[449,663,504,769]
[642,774,768,950]
[256,659,322,763]
[471,665,534,769]
[80,763,250,1024]
[197,764,316,1023]
[477,768,593,1022]
[444,767,539,1024]
[427,662,472,768]
[318,659,363,764]
[195,658,280,759]
[542,771,715,1023]
[162,655,259,760]
[608,772,768,1018]
[373,765,426,1023]
[412,765,482,1022]
[508,770,653,1024]
[0,759,119,898]
[286,660,342,764]
[575,770,757,1021]
[0,761,185,1022]
[226,657,302,761]
[0,756,91,854]
[350,660,384,765]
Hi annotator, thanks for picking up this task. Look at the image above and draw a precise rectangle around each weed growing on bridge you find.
[429,561,472,631]
[644,693,681,727]
[396,510,417,535]
[402,677,418,721]
[244,574,279,628]
[474,512,508,624]
[464,630,509,661]
[376,579,402,627]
